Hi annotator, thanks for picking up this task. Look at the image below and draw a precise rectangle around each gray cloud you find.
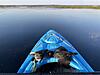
[0,0,100,5]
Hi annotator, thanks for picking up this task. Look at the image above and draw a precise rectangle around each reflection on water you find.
[0,8,100,72]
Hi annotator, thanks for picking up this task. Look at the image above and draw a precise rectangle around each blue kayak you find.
[17,30,94,73]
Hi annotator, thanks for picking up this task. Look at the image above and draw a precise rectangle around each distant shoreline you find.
[0,5,100,9]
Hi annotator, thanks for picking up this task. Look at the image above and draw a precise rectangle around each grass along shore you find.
[0,5,100,9]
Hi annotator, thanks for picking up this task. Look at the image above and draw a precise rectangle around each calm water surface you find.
[0,8,100,72]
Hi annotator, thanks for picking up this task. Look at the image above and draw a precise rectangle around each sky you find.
[0,0,100,5]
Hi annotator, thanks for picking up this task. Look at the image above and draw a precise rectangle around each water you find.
[0,8,100,72]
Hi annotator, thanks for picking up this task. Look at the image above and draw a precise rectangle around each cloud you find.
[0,0,100,5]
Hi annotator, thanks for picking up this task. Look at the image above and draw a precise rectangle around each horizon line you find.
[0,4,100,6]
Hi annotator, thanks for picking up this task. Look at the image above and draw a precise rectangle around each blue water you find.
[0,8,100,72]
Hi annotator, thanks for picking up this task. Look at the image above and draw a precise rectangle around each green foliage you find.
[0,5,100,9]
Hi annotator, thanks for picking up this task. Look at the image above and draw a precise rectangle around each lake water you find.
[0,8,100,72]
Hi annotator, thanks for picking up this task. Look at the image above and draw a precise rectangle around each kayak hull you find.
[18,30,94,73]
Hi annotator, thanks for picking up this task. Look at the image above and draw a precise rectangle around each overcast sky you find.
[0,0,100,5]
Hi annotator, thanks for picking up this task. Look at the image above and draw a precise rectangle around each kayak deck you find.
[17,30,94,73]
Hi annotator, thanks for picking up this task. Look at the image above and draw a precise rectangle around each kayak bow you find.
[17,30,94,73]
